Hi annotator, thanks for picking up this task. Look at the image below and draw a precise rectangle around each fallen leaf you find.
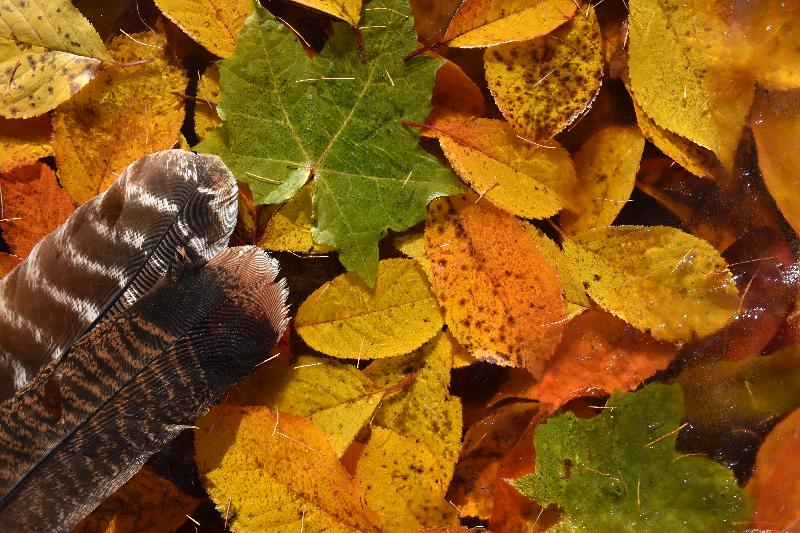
[153,0,251,57]
[196,405,380,532]
[196,0,464,284]
[425,194,566,374]
[746,406,800,531]
[0,0,111,118]
[485,5,603,141]
[409,0,461,44]
[194,64,221,142]
[290,0,362,26]
[73,467,201,533]
[226,355,386,456]
[560,125,645,234]
[425,60,486,132]
[53,31,186,205]
[295,258,444,359]
[563,225,740,341]
[514,383,750,531]
[0,253,21,277]
[0,116,53,174]
[0,163,74,257]
[434,118,577,219]
[443,0,577,48]
[259,182,334,255]
[356,426,459,532]
[628,0,754,169]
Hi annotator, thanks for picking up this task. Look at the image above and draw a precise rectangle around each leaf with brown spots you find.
[0,162,74,258]
[425,194,566,375]
[0,116,52,174]
[484,5,603,141]
[153,0,251,57]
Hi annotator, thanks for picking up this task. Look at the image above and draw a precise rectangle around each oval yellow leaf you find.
[53,31,187,205]
[0,116,53,173]
[425,195,566,375]
[194,64,221,142]
[260,182,334,254]
[563,225,740,341]
[153,0,251,57]
[444,0,577,48]
[560,125,645,234]
[484,5,603,141]
[435,118,577,219]
[295,258,443,359]
[291,0,363,26]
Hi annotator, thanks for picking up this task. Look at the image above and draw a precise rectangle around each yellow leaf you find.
[0,0,111,118]
[628,0,754,170]
[196,405,380,533]
[290,0,363,26]
[194,64,221,142]
[226,355,385,457]
[356,427,459,532]
[560,125,645,234]
[444,0,577,48]
[425,195,566,375]
[0,116,53,173]
[73,467,201,533]
[53,31,187,205]
[484,5,602,141]
[295,258,444,359]
[751,89,800,237]
[434,118,577,219]
[364,333,463,483]
[260,182,334,254]
[153,0,251,57]
[563,225,739,341]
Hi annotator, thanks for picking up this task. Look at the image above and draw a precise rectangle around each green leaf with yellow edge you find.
[514,383,750,532]
[484,5,602,141]
[295,258,444,359]
[153,0,250,57]
[260,182,334,255]
[196,0,464,285]
[443,0,577,48]
[196,405,380,533]
[563,226,739,341]
[560,125,645,234]
[434,118,577,219]
[364,332,463,483]
[225,355,386,457]
[0,0,111,118]
[290,0,362,26]
[53,31,186,205]
[356,426,459,532]
[628,0,754,170]
[194,64,221,143]
[0,116,52,174]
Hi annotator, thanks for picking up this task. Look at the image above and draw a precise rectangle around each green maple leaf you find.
[513,383,750,532]
[196,0,465,284]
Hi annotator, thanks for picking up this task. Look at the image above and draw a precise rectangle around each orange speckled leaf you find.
[425,194,566,375]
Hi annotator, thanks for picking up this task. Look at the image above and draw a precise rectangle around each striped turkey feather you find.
[0,150,238,398]
[0,246,289,532]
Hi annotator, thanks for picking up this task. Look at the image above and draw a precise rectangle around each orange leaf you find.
[0,116,53,174]
[425,194,566,375]
[425,61,487,134]
[0,253,21,278]
[0,163,74,258]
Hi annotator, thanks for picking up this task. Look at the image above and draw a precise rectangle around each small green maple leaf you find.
[196,0,465,284]
[513,383,750,532]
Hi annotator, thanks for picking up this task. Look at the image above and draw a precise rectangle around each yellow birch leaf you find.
[260,182,334,254]
[196,405,380,533]
[356,426,459,532]
[434,118,577,219]
[443,0,577,48]
[0,116,52,173]
[425,195,566,375]
[295,258,444,359]
[153,0,251,58]
[560,125,645,234]
[226,355,385,457]
[194,64,221,142]
[53,31,186,205]
[563,225,740,341]
[628,0,754,170]
[364,333,463,483]
[290,0,363,27]
[0,0,111,118]
[393,231,436,284]
[73,466,201,533]
[751,89,800,237]
[485,5,603,141]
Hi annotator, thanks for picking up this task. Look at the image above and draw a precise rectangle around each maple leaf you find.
[197,0,465,284]
[514,383,750,532]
